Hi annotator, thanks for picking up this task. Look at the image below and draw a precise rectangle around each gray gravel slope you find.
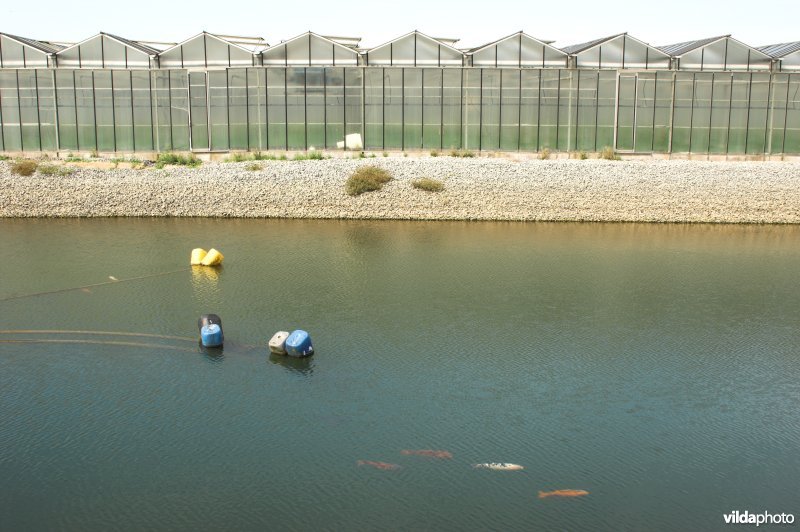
[1,158,799,223]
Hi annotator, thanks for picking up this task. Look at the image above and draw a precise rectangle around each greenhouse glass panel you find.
[151,71,172,151]
[364,68,384,149]
[158,47,185,69]
[415,37,440,67]
[599,37,625,69]
[102,37,127,69]
[79,38,104,68]
[767,74,789,154]
[471,47,497,68]
[178,35,207,68]
[727,40,771,71]
[383,68,403,149]
[557,70,576,151]
[624,39,669,69]
[310,36,333,66]
[403,68,422,148]
[74,70,96,151]
[228,44,256,67]
[389,35,416,66]
[17,70,40,151]
[266,68,287,150]
[286,67,306,149]
[689,73,712,153]
[575,46,600,70]
[112,70,134,152]
[37,71,57,151]
[56,44,82,68]
[442,68,461,149]
[422,68,442,149]
[208,70,228,150]
[228,69,249,149]
[709,74,732,154]
[189,71,209,151]
[206,37,232,67]
[519,69,539,151]
[671,73,694,152]
[495,37,521,68]
[499,69,520,151]
[616,74,635,151]
[262,44,288,67]
[0,38,23,68]
[325,68,344,149]
[728,73,750,153]
[462,68,480,150]
[344,68,362,142]
[538,70,560,149]
[437,45,464,67]
[286,38,312,67]
[678,49,705,71]
[784,75,800,154]
[543,46,568,68]
[576,70,598,151]
[596,71,616,150]
[366,44,391,66]
[0,71,22,151]
[653,72,674,152]
[305,67,325,149]
[634,73,656,153]
[93,71,115,152]
[169,70,189,150]
[247,69,267,151]
[131,70,153,151]
[746,74,770,154]
[333,45,357,66]
[55,70,78,151]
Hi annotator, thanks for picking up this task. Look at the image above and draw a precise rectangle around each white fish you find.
[108,276,119,281]
[473,462,524,471]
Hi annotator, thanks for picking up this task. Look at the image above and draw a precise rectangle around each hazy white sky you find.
[4,0,798,49]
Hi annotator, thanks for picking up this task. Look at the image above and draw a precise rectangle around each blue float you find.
[285,329,314,357]
[198,314,223,347]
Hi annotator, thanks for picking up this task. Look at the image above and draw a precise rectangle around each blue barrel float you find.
[198,314,223,347]
[285,330,314,357]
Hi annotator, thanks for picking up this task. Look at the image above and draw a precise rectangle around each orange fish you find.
[401,450,453,459]
[357,460,400,470]
[538,489,589,499]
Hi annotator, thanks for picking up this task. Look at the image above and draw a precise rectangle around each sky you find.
[3,0,798,49]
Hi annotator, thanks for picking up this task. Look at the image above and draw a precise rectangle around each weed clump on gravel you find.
[345,166,392,196]
[11,159,38,176]
[411,177,444,192]
[155,153,201,169]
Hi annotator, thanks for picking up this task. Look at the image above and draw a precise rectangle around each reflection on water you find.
[0,218,799,532]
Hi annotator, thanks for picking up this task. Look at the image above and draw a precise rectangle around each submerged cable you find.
[0,267,191,303]
[0,330,196,342]
[0,339,197,353]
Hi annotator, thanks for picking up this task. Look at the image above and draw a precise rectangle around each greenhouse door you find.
[188,72,210,151]
[615,72,668,154]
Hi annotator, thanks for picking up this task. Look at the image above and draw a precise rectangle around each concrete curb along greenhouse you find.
[0,29,797,156]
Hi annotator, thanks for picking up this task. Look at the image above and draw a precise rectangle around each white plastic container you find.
[268,331,290,355]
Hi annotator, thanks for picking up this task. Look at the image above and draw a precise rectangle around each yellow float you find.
[200,248,224,266]
[190,248,207,265]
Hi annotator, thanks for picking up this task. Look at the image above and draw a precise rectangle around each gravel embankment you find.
[1,158,799,223]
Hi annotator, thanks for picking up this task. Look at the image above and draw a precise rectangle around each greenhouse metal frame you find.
[0,29,798,156]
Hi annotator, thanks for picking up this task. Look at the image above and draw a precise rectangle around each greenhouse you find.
[0,29,798,155]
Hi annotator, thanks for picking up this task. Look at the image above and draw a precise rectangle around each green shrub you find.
[0,155,10,161]
[382,151,389,157]
[245,162,263,171]
[538,148,551,160]
[155,153,202,169]
[226,152,251,162]
[600,146,621,161]
[579,151,588,160]
[293,151,325,161]
[10,159,38,176]
[430,149,439,157]
[411,177,444,192]
[345,166,392,196]
[449,149,475,158]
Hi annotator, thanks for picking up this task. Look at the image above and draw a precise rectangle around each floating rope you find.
[0,267,191,303]
[0,330,195,342]
[0,338,197,353]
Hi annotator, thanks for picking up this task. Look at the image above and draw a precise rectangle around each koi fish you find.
[538,489,589,498]
[108,276,119,282]
[473,463,524,471]
[401,450,453,459]
[357,460,400,470]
